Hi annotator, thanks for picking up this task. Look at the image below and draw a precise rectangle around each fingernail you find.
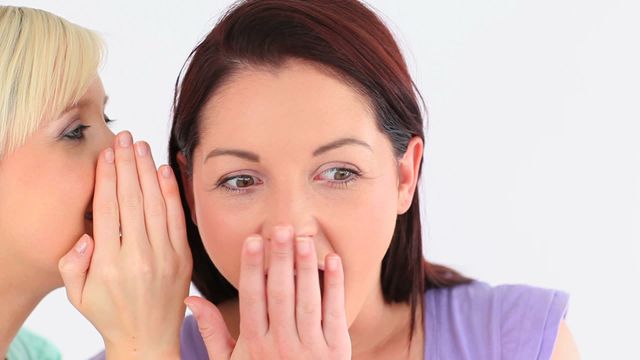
[326,255,340,271]
[118,131,132,147]
[246,236,263,254]
[104,148,114,163]
[273,226,292,244]
[135,142,147,156]
[161,165,172,178]
[296,237,311,255]
[184,299,202,318]
[75,235,89,255]
[184,301,196,315]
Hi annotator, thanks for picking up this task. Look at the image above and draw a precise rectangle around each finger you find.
[58,234,95,307]
[322,254,349,349]
[93,147,120,259]
[133,141,170,252]
[114,131,148,248]
[185,296,235,360]
[157,165,189,256]
[238,235,268,338]
[295,236,323,344]
[266,226,297,338]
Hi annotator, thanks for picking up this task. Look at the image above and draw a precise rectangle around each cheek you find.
[323,178,399,323]
[0,154,95,274]
[195,193,256,287]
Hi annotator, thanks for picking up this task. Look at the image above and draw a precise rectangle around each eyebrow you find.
[312,137,372,156]
[203,137,372,164]
[60,94,110,115]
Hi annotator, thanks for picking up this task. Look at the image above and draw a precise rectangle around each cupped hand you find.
[58,131,192,359]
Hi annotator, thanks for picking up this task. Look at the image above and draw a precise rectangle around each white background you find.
[8,1,639,359]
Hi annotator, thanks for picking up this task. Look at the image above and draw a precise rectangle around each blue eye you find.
[63,125,90,141]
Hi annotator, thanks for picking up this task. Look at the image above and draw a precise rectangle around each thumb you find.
[185,296,235,360]
[58,234,94,308]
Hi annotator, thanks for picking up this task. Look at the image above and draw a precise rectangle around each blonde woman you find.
[0,7,191,359]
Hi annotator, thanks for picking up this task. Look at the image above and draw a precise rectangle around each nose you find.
[93,127,116,161]
[260,183,318,240]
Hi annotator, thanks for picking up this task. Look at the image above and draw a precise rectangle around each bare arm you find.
[551,320,581,360]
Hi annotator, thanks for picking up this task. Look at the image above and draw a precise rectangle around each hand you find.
[58,131,192,359]
[185,226,351,360]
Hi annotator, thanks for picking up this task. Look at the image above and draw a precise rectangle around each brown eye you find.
[333,169,351,181]
[234,175,254,187]
[222,175,257,190]
[317,167,360,182]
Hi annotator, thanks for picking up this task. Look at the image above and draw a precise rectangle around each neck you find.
[348,285,423,360]
[0,253,53,359]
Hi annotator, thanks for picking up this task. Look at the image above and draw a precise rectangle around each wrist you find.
[104,340,181,360]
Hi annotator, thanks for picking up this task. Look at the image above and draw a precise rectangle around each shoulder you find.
[425,281,570,359]
[7,328,61,360]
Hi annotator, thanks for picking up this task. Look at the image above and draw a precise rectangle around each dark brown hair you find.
[169,0,471,334]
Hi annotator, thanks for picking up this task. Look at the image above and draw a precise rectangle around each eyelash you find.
[215,167,362,194]
[63,113,115,141]
[318,167,362,189]
[63,125,90,141]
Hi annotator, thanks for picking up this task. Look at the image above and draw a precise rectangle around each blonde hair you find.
[0,6,103,156]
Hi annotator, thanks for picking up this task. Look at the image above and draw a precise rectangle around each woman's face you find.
[184,60,422,325]
[0,77,114,288]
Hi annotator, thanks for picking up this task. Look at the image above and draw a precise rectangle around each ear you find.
[177,152,198,226]
[396,136,424,215]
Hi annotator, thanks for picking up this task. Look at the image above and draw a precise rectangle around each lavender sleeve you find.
[424,281,569,360]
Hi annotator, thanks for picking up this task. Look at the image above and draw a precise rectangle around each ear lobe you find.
[176,152,198,226]
[397,137,424,215]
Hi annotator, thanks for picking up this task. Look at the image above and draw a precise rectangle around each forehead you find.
[198,60,378,148]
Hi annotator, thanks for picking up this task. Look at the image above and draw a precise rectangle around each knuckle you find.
[119,192,143,209]
[160,258,178,276]
[136,263,154,278]
[57,258,72,273]
[276,340,297,359]
[326,307,343,320]
[271,247,291,260]
[270,290,290,306]
[298,301,318,316]
[145,198,166,217]
[100,265,120,281]
[95,201,118,217]
[128,256,154,278]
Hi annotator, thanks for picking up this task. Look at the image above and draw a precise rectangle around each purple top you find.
[424,281,569,359]
[90,281,569,359]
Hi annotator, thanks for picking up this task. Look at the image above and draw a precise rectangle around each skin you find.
[180,58,581,359]
[0,78,113,357]
[179,59,425,359]
[59,131,192,359]
[0,76,192,359]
